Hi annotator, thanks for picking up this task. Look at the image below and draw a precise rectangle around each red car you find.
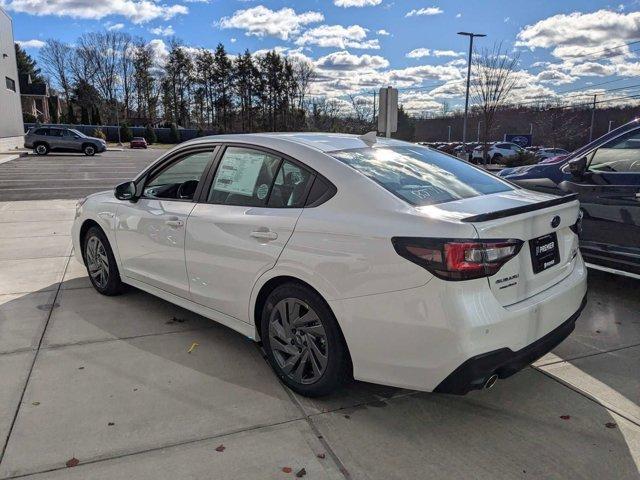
[130,137,148,149]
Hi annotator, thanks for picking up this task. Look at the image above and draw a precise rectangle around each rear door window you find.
[589,128,640,173]
[331,146,514,206]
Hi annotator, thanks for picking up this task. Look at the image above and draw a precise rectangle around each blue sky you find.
[4,0,640,114]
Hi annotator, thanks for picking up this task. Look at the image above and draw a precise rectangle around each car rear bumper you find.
[329,253,588,393]
[434,294,586,394]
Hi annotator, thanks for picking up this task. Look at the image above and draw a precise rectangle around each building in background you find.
[0,6,24,151]
[20,73,60,124]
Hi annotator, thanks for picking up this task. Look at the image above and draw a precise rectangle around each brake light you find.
[392,237,523,281]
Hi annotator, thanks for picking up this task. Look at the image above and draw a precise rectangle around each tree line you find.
[26,31,374,134]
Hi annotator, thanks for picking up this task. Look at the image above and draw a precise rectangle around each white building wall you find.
[0,7,24,151]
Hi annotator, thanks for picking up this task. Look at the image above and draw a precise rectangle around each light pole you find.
[458,31,486,149]
[448,125,452,142]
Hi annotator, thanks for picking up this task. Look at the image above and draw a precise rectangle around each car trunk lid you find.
[420,189,581,306]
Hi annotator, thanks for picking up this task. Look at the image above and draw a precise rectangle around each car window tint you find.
[589,128,640,173]
[268,161,313,208]
[34,128,48,135]
[63,130,73,137]
[50,129,63,137]
[332,146,514,207]
[208,147,281,206]
[144,151,213,200]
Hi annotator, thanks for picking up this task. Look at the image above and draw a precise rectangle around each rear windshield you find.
[331,146,514,206]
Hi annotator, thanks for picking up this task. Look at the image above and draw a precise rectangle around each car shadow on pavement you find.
[0,276,638,479]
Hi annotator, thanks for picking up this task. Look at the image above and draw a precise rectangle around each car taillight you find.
[392,237,523,281]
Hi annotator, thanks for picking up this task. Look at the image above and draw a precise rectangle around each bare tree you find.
[39,40,73,119]
[471,43,520,162]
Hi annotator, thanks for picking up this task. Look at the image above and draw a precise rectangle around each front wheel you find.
[83,226,125,296]
[34,143,49,155]
[260,283,351,397]
[83,144,96,156]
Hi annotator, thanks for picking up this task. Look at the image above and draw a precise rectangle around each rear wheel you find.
[83,226,125,296]
[260,283,351,397]
[34,143,49,155]
[83,144,96,156]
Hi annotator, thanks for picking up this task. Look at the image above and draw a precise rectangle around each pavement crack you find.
[0,256,71,465]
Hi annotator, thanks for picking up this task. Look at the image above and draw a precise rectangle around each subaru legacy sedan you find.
[72,133,587,397]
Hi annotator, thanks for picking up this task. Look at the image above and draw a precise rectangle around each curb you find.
[0,151,29,166]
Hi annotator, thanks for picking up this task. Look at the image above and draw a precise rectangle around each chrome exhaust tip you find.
[483,374,498,390]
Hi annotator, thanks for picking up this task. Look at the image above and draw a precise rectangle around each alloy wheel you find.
[268,298,328,385]
[85,236,109,289]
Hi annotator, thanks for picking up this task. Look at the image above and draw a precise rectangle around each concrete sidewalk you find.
[0,198,638,479]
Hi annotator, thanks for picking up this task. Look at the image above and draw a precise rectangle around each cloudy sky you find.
[4,0,640,115]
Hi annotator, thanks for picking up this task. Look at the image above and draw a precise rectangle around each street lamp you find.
[458,31,486,150]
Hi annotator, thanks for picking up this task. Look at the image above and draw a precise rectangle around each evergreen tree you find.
[14,43,44,82]
[144,124,157,144]
[80,107,90,125]
[168,123,180,143]
[120,122,133,142]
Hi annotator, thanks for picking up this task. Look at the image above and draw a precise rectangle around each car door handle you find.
[165,218,184,228]
[250,230,278,241]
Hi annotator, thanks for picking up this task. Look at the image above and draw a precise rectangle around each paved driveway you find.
[0,149,159,201]
[0,152,638,479]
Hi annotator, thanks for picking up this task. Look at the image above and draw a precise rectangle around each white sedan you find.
[72,133,587,397]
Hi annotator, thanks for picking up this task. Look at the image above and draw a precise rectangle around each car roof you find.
[183,132,410,153]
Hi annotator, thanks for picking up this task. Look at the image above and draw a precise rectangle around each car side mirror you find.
[567,157,587,177]
[114,181,137,201]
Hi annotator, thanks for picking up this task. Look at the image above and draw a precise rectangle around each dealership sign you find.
[504,134,532,147]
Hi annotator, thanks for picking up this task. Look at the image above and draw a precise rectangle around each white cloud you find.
[455,13,461,18]
[295,24,379,50]
[334,0,381,6]
[405,7,443,17]
[389,64,462,84]
[516,10,640,61]
[406,48,430,59]
[572,62,617,77]
[148,38,169,64]
[3,0,188,24]
[315,50,389,71]
[535,69,576,85]
[16,39,46,49]
[433,50,463,57]
[150,25,175,36]
[218,6,323,40]
[106,23,125,31]
[377,29,390,36]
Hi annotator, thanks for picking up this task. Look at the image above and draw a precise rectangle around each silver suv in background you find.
[24,127,107,156]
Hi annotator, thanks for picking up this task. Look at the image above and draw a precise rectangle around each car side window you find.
[144,150,214,201]
[34,128,48,136]
[208,147,281,207]
[49,129,63,137]
[589,128,640,173]
[268,161,313,208]
[62,130,74,137]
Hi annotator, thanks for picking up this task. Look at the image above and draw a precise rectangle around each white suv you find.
[73,133,587,397]
[473,142,524,163]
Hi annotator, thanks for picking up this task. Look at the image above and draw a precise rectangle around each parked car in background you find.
[24,127,107,156]
[130,137,148,149]
[72,133,586,397]
[499,119,640,279]
[472,142,524,163]
[536,148,569,160]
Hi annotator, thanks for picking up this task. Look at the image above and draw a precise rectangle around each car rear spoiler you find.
[461,193,578,223]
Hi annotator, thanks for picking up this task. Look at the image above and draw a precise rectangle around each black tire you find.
[34,143,49,155]
[82,226,125,296]
[83,144,96,156]
[260,283,352,397]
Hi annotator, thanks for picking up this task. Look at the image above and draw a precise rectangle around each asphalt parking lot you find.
[0,149,159,201]
[0,151,638,479]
